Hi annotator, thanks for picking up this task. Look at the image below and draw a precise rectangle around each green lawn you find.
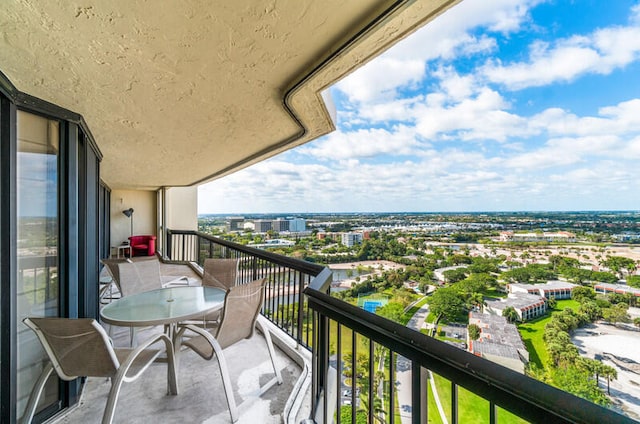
[427,376,444,424]
[482,288,508,298]
[430,372,528,424]
[517,299,582,369]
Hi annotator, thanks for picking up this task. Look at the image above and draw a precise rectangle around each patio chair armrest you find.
[162,276,194,287]
[118,332,175,382]
[177,323,215,341]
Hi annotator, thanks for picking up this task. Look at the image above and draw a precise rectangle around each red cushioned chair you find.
[128,235,156,257]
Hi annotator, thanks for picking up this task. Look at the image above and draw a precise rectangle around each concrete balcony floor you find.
[49,260,306,424]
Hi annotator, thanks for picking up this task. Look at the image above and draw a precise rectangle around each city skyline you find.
[199,0,640,214]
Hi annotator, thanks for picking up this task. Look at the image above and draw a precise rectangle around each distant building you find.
[484,293,547,321]
[248,239,295,249]
[226,217,245,232]
[594,282,640,298]
[341,232,363,247]
[468,312,528,373]
[288,218,306,232]
[254,219,272,233]
[509,280,577,300]
[251,217,306,233]
[499,231,576,243]
[272,218,290,232]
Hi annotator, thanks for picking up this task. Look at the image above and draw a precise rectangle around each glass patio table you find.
[100,286,226,346]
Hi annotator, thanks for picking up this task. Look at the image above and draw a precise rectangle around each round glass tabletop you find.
[100,286,226,327]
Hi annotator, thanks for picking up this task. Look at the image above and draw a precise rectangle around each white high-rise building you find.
[341,232,363,247]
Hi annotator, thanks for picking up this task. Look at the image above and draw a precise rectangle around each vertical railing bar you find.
[368,339,374,424]
[269,261,276,325]
[337,322,342,424]
[451,382,458,424]
[420,366,428,424]
[322,316,329,424]
[297,270,305,345]
[351,330,357,424]
[181,234,186,262]
[278,264,284,329]
[284,268,294,332]
[389,350,395,424]
[311,310,318,417]
[272,262,279,326]
[280,264,286,329]
[411,360,421,424]
[490,401,497,424]
[286,267,293,335]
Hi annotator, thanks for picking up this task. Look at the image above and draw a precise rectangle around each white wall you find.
[110,190,157,247]
[165,186,198,231]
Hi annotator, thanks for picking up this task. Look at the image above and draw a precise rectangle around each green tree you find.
[428,287,465,322]
[602,303,630,324]
[468,323,481,340]
[443,268,467,284]
[340,405,368,424]
[547,296,557,309]
[502,306,519,323]
[627,275,640,288]
[602,256,636,277]
[578,301,602,322]
[571,286,596,304]
[376,302,404,323]
[601,364,618,395]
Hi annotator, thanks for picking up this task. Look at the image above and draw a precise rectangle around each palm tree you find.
[601,364,618,395]
[359,395,387,424]
[466,292,485,311]
[502,306,519,323]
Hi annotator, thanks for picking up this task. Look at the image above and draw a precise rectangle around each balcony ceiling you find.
[0,0,458,190]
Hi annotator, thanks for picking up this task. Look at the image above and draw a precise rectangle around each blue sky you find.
[199,0,640,214]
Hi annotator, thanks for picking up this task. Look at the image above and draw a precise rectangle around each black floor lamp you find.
[122,208,134,239]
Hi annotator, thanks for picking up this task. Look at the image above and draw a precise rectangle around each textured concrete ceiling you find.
[0,0,458,190]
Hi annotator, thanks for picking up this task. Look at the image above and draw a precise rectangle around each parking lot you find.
[440,323,467,341]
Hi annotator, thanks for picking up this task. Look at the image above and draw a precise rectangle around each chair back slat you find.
[24,318,119,379]
[100,258,130,293]
[215,278,265,349]
[117,260,161,296]
[202,258,238,290]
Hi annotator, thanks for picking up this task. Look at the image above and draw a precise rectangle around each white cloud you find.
[335,58,424,103]
[335,0,539,103]
[482,24,640,90]
[530,99,640,137]
[297,125,421,160]
[414,87,532,142]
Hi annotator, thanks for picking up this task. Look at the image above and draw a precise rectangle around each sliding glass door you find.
[15,110,60,419]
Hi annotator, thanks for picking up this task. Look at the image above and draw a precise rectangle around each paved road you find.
[396,302,429,424]
[395,300,450,424]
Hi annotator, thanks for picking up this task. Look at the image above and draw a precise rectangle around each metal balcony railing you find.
[165,230,634,424]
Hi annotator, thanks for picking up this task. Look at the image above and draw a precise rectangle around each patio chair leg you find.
[20,362,54,424]
[211,337,239,423]
[257,318,283,385]
[129,327,137,347]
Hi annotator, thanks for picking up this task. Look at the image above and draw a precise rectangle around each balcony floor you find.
[50,261,303,424]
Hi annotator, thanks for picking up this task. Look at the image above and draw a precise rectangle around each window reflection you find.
[16,111,59,418]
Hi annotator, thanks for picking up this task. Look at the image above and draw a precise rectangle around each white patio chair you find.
[176,278,282,423]
[21,317,177,424]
